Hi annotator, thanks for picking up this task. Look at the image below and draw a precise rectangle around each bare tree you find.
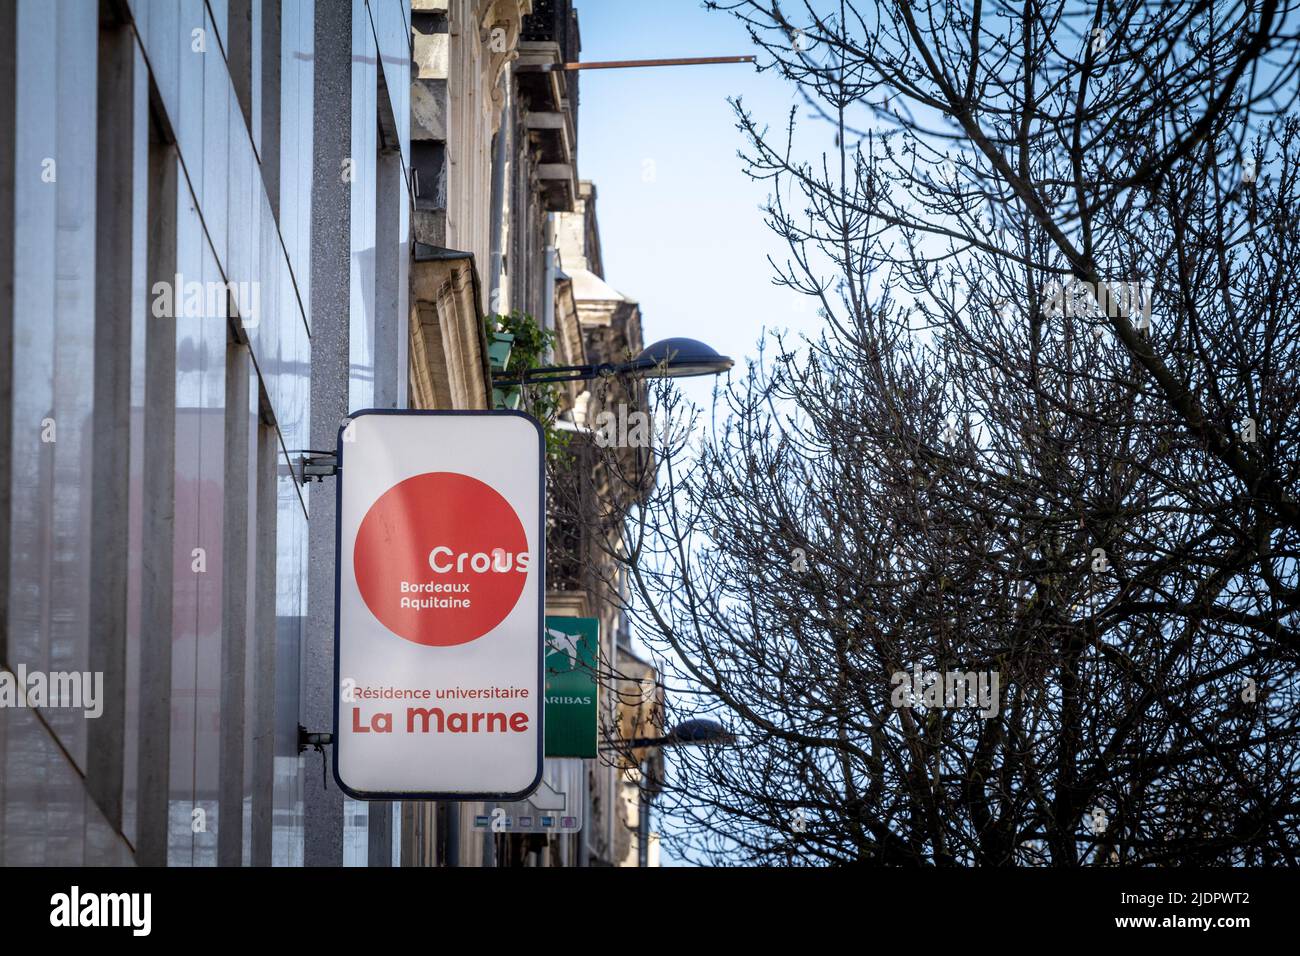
[578,0,1300,865]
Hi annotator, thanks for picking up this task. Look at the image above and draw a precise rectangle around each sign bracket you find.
[297,725,335,753]
[295,451,339,482]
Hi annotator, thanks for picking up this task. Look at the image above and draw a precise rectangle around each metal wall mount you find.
[294,451,339,483]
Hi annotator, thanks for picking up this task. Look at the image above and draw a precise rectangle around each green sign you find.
[544,616,598,758]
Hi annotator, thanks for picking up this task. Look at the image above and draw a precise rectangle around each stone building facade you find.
[405,0,662,867]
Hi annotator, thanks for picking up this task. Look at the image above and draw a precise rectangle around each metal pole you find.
[638,760,650,867]
[522,55,755,72]
[446,802,460,867]
[487,68,511,314]
[542,216,556,361]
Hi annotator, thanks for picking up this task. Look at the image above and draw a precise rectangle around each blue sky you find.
[574,0,825,408]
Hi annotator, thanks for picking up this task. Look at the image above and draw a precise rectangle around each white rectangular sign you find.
[333,409,545,799]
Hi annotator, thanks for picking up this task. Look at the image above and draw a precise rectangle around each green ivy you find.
[486,311,572,464]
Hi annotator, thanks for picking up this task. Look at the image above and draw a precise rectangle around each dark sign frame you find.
[331,408,546,802]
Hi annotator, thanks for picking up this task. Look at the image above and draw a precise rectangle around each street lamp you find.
[493,337,734,386]
[599,717,736,753]
[623,338,735,379]
[599,718,734,868]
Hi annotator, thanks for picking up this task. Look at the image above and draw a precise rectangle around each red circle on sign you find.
[353,472,530,646]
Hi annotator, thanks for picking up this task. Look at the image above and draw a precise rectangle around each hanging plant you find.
[486,311,572,464]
